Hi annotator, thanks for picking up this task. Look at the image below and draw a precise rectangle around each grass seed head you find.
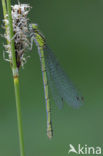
[3,3,31,68]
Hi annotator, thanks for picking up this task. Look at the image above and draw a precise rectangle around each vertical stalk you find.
[2,0,7,24]
[2,0,25,156]
[14,76,25,156]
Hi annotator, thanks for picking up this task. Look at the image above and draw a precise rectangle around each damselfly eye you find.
[32,24,38,30]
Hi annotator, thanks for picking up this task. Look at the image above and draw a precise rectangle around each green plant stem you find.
[2,1,25,156]
[2,0,7,22]
[14,77,25,156]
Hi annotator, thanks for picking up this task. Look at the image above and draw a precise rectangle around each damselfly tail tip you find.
[47,130,53,139]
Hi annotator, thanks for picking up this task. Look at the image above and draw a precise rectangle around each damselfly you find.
[29,24,84,139]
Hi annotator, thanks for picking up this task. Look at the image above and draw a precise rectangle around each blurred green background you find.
[0,0,103,156]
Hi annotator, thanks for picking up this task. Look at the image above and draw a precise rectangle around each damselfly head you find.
[29,23,38,31]
[32,23,38,29]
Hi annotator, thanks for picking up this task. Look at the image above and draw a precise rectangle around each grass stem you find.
[2,1,25,156]
[14,77,25,156]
